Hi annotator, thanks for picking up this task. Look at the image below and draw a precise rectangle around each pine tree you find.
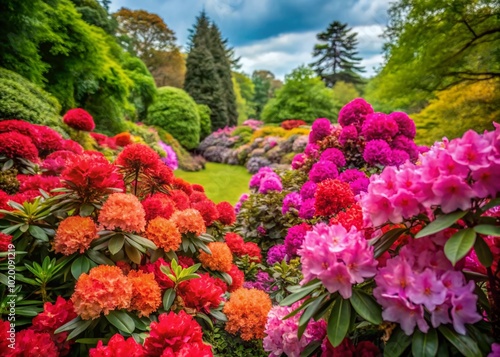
[311,21,365,87]
[184,12,228,131]
[208,24,238,126]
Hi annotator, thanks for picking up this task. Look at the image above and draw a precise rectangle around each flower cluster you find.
[249,167,283,194]
[158,140,179,170]
[145,216,181,252]
[263,300,326,357]
[199,242,233,272]
[299,223,378,298]
[170,208,206,236]
[223,288,272,341]
[314,179,355,217]
[63,108,95,132]
[374,237,482,335]
[177,273,225,313]
[281,119,307,130]
[53,216,98,255]
[361,127,500,227]
[98,193,146,233]
[89,334,144,357]
[143,310,212,356]
[224,232,262,262]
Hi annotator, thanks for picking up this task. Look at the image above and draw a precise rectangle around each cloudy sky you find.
[110,0,390,80]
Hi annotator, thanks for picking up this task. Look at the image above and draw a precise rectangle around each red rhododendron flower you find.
[145,163,174,187]
[0,190,11,214]
[224,232,246,256]
[32,296,77,333]
[0,233,12,252]
[139,258,175,290]
[89,333,145,357]
[9,190,40,205]
[0,320,10,355]
[63,108,95,131]
[177,273,224,313]
[144,311,210,356]
[173,177,193,195]
[192,184,205,192]
[322,337,355,356]
[227,264,245,292]
[243,242,262,263]
[42,151,77,176]
[0,120,38,138]
[190,191,207,204]
[0,132,38,161]
[90,132,109,146]
[168,189,191,210]
[10,329,59,357]
[192,199,219,226]
[177,255,195,268]
[62,139,84,154]
[329,203,364,231]
[354,341,380,357]
[61,154,124,201]
[142,193,176,221]
[34,125,64,156]
[114,132,132,147]
[116,143,159,172]
[216,201,236,225]
[17,174,61,193]
[315,179,355,217]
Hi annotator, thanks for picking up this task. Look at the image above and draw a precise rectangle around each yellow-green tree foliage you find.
[413,79,500,145]
[331,81,360,115]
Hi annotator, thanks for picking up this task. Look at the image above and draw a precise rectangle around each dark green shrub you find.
[197,104,212,141]
[147,87,200,150]
[0,67,63,131]
[155,126,204,171]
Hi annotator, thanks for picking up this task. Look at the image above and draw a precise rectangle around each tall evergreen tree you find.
[185,11,238,130]
[311,21,365,87]
[208,23,238,126]
[184,12,228,131]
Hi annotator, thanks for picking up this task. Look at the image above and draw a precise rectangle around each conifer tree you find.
[208,23,238,126]
[185,11,238,130]
[311,21,365,87]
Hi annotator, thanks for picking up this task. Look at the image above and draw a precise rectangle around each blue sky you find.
[110,0,390,79]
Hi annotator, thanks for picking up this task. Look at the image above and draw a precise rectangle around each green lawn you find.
[174,162,252,204]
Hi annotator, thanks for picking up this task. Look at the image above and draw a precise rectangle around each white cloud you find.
[235,28,385,80]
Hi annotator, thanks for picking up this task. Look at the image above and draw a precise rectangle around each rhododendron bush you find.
[0,119,270,356]
[233,99,498,356]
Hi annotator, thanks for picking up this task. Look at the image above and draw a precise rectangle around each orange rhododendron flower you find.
[128,270,162,317]
[71,265,132,320]
[170,209,206,236]
[53,216,98,255]
[198,242,233,273]
[146,217,181,252]
[223,288,272,341]
[98,193,146,233]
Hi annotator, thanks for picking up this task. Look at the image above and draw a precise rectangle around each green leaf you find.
[127,234,157,250]
[415,210,468,238]
[105,310,135,334]
[438,325,481,357]
[54,316,82,334]
[162,288,176,311]
[280,280,322,306]
[298,293,327,339]
[75,338,109,345]
[444,228,476,265]
[196,312,214,330]
[209,309,227,322]
[412,328,438,357]
[384,327,411,357]
[473,224,500,237]
[86,250,114,266]
[300,341,321,357]
[108,235,125,255]
[71,255,92,280]
[125,243,142,265]
[473,235,493,267]
[28,225,48,241]
[373,227,408,258]
[79,204,95,217]
[481,198,500,212]
[2,159,14,171]
[327,296,351,347]
[67,319,93,340]
[350,289,382,325]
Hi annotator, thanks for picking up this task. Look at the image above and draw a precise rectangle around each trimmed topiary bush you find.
[197,104,212,141]
[146,87,200,150]
[0,67,64,131]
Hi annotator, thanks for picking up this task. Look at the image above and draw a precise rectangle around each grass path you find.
[175,162,252,204]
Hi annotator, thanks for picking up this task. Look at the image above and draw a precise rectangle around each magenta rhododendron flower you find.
[299,223,377,298]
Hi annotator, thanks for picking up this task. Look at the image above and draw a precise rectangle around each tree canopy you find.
[261,66,336,124]
[311,21,365,87]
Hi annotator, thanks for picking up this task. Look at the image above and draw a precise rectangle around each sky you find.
[109,0,390,80]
